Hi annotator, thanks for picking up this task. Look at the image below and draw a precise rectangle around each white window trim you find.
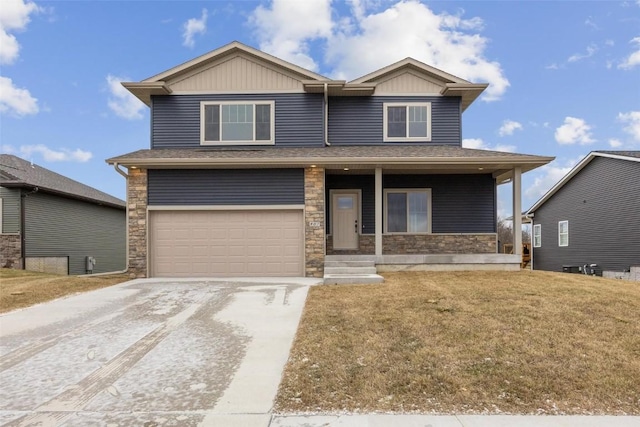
[200,100,275,146]
[383,188,432,234]
[533,224,541,248]
[383,102,432,142]
[558,220,569,247]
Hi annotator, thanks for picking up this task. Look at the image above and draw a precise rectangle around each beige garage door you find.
[149,210,304,277]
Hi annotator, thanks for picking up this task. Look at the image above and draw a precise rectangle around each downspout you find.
[324,82,330,146]
[113,162,130,275]
[20,186,39,270]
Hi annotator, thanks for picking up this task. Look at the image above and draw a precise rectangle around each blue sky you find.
[1,0,639,217]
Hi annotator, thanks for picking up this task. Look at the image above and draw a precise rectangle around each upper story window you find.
[384,189,432,233]
[201,101,275,145]
[558,220,569,247]
[533,224,541,248]
[383,102,431,142]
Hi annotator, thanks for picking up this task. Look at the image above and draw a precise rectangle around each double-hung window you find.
[201,101,274,145]
[383,102,431,142]
[533,224,541,248]
[385,189,432,233]
[558,220,569,247]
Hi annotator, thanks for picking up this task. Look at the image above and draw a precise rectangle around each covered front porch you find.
[323,164,526,266]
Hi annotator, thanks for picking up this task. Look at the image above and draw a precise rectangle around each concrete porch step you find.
[324,260,375,268]
[323,274,385,285]
[324,266,378,275]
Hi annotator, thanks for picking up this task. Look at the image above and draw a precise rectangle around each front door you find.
[332,192,359,250]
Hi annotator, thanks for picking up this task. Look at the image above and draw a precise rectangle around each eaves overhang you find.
[441,83,489,112]
[0,181,126,210]
[302,80,377,96]
[122,82,172,107]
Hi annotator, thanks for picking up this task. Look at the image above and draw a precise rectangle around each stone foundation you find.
[305,167,325,277]
[327,233,496,255]
[128,168,147,278]
[383,233,496,254]
[0,234,22,269]
[326,235,375,255]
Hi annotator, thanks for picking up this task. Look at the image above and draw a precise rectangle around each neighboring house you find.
[526,151,640,274]
[107,41,552,279]
[0,154,126,275]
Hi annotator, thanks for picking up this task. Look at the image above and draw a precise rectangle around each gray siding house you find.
[526,151,640,273]
[0,155,126,275]
[108,41,553,279]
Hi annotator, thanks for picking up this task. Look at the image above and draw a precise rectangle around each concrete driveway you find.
[0,277,319,427]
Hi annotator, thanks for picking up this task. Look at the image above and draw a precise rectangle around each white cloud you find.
[608,138,623,148]
[498,120,523,137]
[567,44,597,63]
[10,144,92,162]
[462,138,516,153]
[326,1,509,101]
[249,0,332,71]
[0,75,38,116]
[584,17,599,30]
[248,0,509,100]
[182,8,208,48]
[545,63,561,70]
[106,74,144,120]
[617,110,640,142]
[618,37,640,70]
[525,158,579,200]
[554,117,595,145]
[0,0,41,64]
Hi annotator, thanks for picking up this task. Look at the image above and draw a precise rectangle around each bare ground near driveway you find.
[276,271,640,415]
[0,269,130,313]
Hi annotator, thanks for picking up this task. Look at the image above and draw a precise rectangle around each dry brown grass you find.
[276,271,640,415]
[0,269,130,313]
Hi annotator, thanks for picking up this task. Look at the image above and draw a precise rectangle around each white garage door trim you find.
[147,205,305,277]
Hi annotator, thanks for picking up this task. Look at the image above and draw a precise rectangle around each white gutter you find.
[112,162,130,276]
[324,82,330,146]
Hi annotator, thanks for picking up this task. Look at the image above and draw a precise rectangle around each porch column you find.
[512,166,522,256]
[375,167,383,256]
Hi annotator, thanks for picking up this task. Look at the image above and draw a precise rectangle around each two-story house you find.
[107,41,552,279]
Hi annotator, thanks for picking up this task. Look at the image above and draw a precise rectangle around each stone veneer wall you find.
[128,168,148,278]
[0,234,22,269]
[304,167,325,277]
[383,234,496,254]
[326,235,375,255]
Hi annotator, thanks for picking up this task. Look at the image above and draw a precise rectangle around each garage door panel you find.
[150,209,304,277]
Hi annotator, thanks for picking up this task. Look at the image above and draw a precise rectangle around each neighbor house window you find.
[383,103,432,142]
[385,189,432,233]
[201,101,274,145]
[558,220,569,247]
[533,224,541,248]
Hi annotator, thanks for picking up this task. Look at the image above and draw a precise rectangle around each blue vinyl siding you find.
[148,169,304,205]
[326,173,496,234]
[24,192,126,275]
[532,156,640,272]
[151,94,324,148]
[328,96,461,145]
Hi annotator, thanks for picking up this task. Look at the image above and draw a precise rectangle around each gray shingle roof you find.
[0,154,125,209]
[595,150,640,159]
[108,145,551,162]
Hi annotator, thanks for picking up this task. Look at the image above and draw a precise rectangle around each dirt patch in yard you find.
[276,271,640,415]
[0,269,131,313]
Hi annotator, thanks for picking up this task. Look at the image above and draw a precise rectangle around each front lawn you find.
[0,269,131,313]
[276,271,640,415]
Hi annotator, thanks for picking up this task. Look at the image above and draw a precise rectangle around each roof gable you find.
[527,150,640,213]
[349,57,469,85]
[0,154,125,209]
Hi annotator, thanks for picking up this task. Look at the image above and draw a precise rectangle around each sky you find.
[1,0,639,218]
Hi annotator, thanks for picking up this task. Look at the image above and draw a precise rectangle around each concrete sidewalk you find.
[207,414,640,427]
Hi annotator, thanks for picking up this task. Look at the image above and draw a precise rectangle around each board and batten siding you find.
[151,94,324,148]
[532,156,640,272]
[326,173,496,234]
[23,192,126,275]
[327,96,461,145]
[148,169,304,205]
[0,187,21,233]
